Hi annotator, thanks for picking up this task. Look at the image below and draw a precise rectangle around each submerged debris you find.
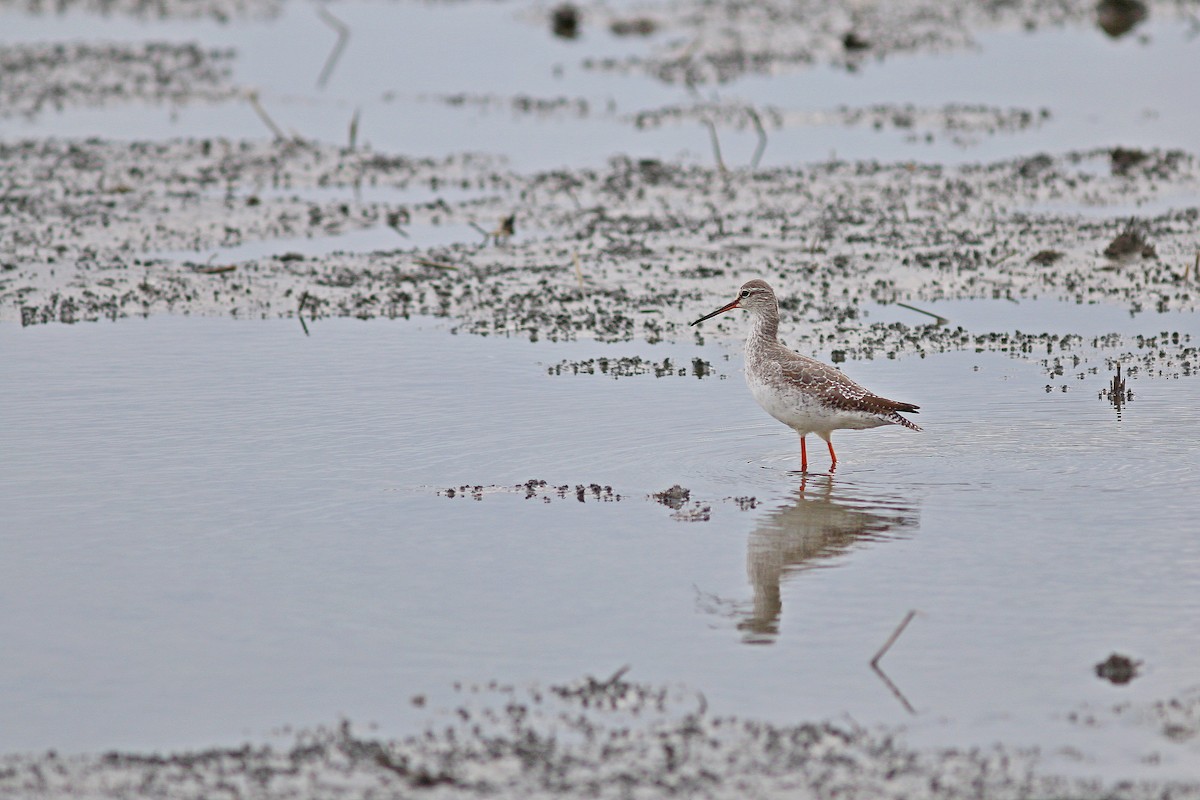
[1096,0,1148,38]
[438,481,622,503]
[1111,146,1149,176]
[1029,249,1064,266]
[551,3,580,39]
[1099,362,1134,411]
[1095,652,1142,685]
[1104,220,1158,260]
[609,16,657,36]
[651,484,690,509]
[546,356,717,379]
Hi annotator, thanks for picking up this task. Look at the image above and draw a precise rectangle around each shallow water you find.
[3,313,1199,779]
[2,3,1198,171]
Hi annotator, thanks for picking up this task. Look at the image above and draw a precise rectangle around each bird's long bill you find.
[690,298,740,326]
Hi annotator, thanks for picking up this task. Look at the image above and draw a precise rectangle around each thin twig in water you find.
[746,106,768,170]
[598,665,631,689]
[894,302,949,326]
[316,6,351,89]
[247,91,287,141]
[193,264,237,275]
[469,221,492,244]
[348,108,360,150]
[871,609,917,669]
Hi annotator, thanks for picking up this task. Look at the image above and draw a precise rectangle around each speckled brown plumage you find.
[691,279,921,470]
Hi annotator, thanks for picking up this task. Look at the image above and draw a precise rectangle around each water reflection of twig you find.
[868,609,919,714]
[746,106,768,170]
[871,662,916,714]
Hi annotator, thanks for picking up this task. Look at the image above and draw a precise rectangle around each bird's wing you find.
[773,347,921,426]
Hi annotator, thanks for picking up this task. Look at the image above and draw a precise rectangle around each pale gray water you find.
[2,311,1199,780]
[2,3,1198,170]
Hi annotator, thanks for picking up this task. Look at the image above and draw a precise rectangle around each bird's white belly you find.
[747,373,887,437]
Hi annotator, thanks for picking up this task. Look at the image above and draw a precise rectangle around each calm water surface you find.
[2,5,1197,169]
[2,313,1200,780]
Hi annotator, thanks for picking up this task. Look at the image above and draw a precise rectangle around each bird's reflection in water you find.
[739,474,920,644]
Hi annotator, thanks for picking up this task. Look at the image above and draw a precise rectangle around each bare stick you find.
[894,302,949,326]
[871,609,917,668]
[420,260,460,272]
[348,108,360,150]
[469,221,492,244]
[247,90,287,141]
[746,106,768,170]
[316,5,351,89]
[989,248,1017,268]
[598,664,631,689]
[193,264,237,275]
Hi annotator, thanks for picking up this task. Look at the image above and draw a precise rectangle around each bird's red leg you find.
[800,436,808,472]
[827,439,837,468]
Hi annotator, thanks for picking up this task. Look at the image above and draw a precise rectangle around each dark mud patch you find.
[4,139,1199,387]
[438,480,622,503]
[652,484,691,508]
[0,0,281,21]
[0,42,236,120]
[1095,652,1142,685]
[3,673,1198,799]
[545,355,721,378]
[651,486,757,521]
[578,0,1191,84]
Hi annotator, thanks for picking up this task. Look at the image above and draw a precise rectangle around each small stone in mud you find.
[1029,250,1064,266]
[652,485,690,510]
[1095,652,1141,684]
[1110,146,1149,176]
[1096,0,1147,38]
[551,4,580,39]
[842,31,871,51]
[1104,222,1156,260]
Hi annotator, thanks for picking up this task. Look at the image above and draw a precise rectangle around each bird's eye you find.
[740,289,750,298]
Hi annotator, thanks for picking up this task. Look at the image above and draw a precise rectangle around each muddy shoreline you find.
[2,674,1199,799]
[4,0,1200,794]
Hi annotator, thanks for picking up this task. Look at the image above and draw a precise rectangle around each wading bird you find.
[691,279,921,470]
